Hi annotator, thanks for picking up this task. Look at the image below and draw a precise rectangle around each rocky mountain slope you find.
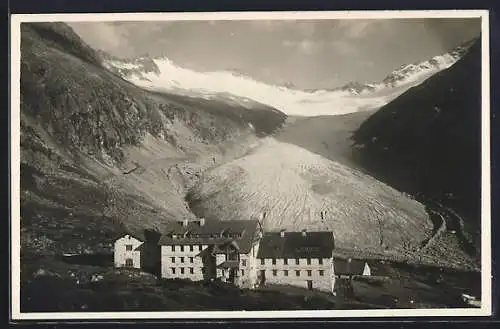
[20,22,286,255]
[20,22,437,261]
[352,38,482,247]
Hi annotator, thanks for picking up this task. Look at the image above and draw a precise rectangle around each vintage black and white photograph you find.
[10,10,491,319]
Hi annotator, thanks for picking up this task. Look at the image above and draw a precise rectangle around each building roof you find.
[334,258,369,276]
[114,230,145,242]
[158,219,260,253]
[257,231,335,259]
[217,260,240,269]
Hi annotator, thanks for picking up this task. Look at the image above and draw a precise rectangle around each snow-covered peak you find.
[102,39,474,117]
[380,40,473,88]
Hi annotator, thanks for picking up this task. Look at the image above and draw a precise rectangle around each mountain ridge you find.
[352,37,482,251]
[20,22,286,255]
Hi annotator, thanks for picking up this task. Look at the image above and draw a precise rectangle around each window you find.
[307,270,312,276]
[319,258,323,265]
[125,258,133,267]
[189,257,194,263]
[180,268,185,274]
[171,245,175,252]
[228,251,238,261]
[261,259,265,265]
[272,270,277,276]
[295,258,299,265]
[125,244,133,251]
[295,270,300,277]
[171,257,175,263]
[201,267,205,273]
[190,245,194,252]
[241,269,245,276]
[189,267,194,274]
[319,270,324,276]
[199,245,203,251]
[284,270,289,276]
[242,259,247,267]
[272,258,276,265]
[180,246,184,252]
[171,268,176,274]
[307,258,311,265]
[180,257,185,263]
[284,259,288,265]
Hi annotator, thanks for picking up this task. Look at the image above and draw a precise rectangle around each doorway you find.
[307,280,313,291]
[260,270,266,285]
[229,268,236,284]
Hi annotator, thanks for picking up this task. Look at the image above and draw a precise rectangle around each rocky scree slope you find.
[19,22,286,255]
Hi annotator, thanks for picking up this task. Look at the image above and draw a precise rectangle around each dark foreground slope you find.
[352,39,482,242]
[19,22,286,255]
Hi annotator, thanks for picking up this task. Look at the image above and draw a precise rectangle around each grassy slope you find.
[352,39,482,245]
[21,254,478,312]
[19,22,286,255]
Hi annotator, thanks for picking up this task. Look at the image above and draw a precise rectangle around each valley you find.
[17,22,483,312]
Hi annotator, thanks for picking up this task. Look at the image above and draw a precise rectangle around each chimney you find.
[301,229,307,237]
[280,229,286,238]
[199,218,205,226]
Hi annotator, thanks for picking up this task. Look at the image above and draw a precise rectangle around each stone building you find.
[114,220,338,294]
[113,229,161,275]
[114,232,144,269]
[256,229,336,293]
[157,218,262,289]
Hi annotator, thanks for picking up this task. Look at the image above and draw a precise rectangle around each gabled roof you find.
[334,258,369,275]
[158,219,260,253]
[217,260,239,269]
[114,230,145,242]
[257,231,334,259]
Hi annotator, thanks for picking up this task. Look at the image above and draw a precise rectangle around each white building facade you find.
[256,230,336,293]
[113,222,339,294]
[113,234,143,269]
[157,218,262,289]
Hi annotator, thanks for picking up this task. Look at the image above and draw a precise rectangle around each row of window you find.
[170,267,196,275]
[168,257,248,267]
[170,256,195,264]
[169,245,202,252]
[260,258,324,265]
[169,267,249,276]
[125,244,205,252]
[266,269,325,277]
[170,233,242,239]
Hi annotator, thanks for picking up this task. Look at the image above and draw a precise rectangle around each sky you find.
[68,18,481,89]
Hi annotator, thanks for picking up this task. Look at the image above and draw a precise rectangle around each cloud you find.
[329,40,356,55]
[335,20,392,39]
[282,39,322,54]
[68,22,128,52]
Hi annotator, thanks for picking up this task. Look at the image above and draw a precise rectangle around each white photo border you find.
[9,9,492,320]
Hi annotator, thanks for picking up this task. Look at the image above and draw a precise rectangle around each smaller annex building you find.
[334,258,371,279]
